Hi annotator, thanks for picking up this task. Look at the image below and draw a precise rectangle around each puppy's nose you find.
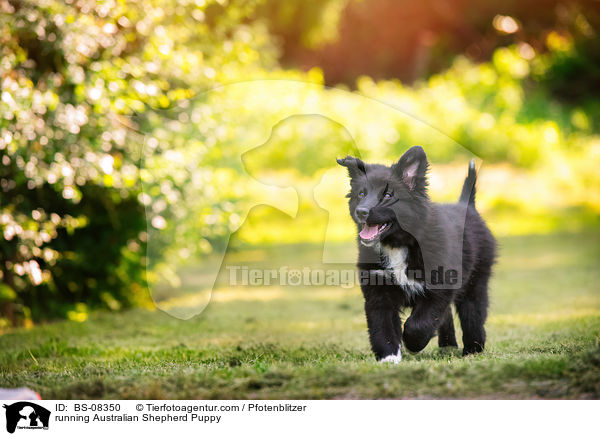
[356,207,370,221]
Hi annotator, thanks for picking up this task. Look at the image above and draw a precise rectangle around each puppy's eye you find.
[358,190,366,198]
[383,191,393,199]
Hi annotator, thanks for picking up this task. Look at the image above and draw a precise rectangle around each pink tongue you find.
[359,224,380,240]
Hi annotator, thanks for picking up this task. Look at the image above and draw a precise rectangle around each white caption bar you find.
[0,400,595,436]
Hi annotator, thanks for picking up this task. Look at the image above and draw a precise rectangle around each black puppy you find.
[338,146,496,362]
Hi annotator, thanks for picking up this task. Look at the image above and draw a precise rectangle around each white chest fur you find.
[381,245,424,295]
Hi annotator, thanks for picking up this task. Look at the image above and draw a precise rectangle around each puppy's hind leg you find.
[456,272,490,355]
[437,305,458,348]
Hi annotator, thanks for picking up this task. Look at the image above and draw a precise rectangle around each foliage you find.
[0,0,277,325]
[181,42,600,247]
[271,0,600,88]
[258,0,350,50]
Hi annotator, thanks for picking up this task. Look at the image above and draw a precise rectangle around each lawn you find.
[1,231,599,399]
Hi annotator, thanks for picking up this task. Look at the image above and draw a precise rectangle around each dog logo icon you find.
[2,402,50,433]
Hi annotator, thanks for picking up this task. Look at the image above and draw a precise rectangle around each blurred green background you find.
[1,0,599,327]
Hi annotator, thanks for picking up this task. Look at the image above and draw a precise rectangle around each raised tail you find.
[459,159,477,205]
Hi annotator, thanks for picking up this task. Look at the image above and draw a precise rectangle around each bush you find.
[0,0,278,325]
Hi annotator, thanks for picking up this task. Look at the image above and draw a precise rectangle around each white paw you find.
[380,346,402,364]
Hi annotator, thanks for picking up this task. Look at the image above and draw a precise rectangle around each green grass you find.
[1,231,599,399]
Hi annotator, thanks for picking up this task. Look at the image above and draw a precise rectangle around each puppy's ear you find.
[336,156,365,179]
[392,146,429,192]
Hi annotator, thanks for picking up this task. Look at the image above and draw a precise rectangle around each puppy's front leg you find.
[403,297,451,353]
[364,302,402,363]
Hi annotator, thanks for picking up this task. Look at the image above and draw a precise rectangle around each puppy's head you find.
[337,146,430,246]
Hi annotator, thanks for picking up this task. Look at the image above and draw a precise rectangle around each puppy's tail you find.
[459,159,477,206]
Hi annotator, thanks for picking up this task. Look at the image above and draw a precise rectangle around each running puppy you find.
[337,146,496,362]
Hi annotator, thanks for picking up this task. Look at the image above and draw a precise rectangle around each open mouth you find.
[359,222,390,241]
